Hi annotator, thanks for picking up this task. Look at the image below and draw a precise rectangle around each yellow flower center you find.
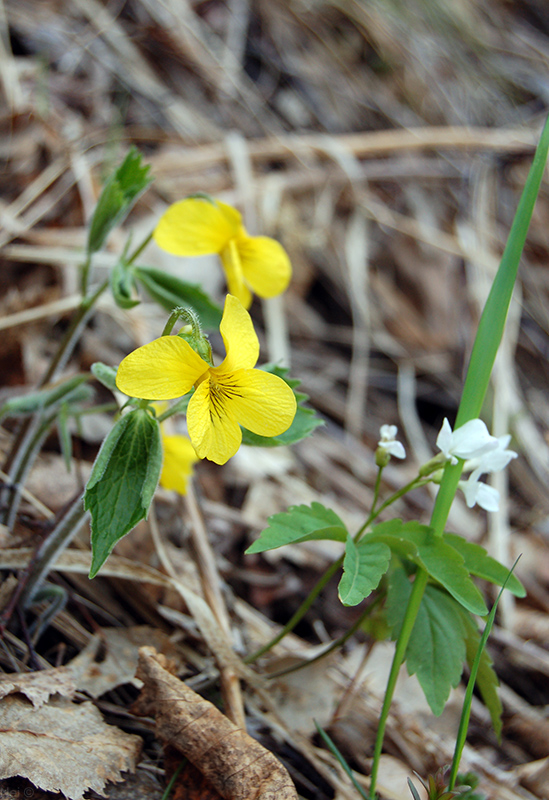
[208,374,243,419]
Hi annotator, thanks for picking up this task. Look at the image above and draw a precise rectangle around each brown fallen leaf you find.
[134,647,298,800]
[70,626,183,698]
[0,695,141,800]
[0,665,76,707]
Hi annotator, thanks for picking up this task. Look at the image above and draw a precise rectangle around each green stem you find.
[156,395,191,423]
[244,555,344,663]
[369,569,428,799]
[245,474,431,663]
[18,494,89,610]
[1,279,109,525]
[368,469,463,798]
[368,116,549,799]
[1,409,59,529]
[41,279,109,387]
[355,475,430,542]
[126,230,154,265]
[266,598,379,680]
[370,467,383,516]
[80,253,92,296]
[72,401,119,418]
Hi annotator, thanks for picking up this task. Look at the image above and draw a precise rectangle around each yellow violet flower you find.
[153,197,291,308]
[116,295,297,465]
[159,433,198,495]
[152,402,198,495]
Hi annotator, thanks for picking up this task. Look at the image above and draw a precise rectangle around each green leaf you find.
[460,611,502,739]
[91,362,119,392]
[338,536,391,606]
[240,365,324,448]
[443,532,525,598]
[85,408,162,577]
[87,148,152,254]
[0,374,90,420]
[364,519,420,561]
[366,520,487,615]
[387,567,467,715]
[245,502,347,554]
[401,522,487,616]
[110,260,140,309]
[134,266,222,329]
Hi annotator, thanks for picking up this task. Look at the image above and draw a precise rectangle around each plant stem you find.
[354,475,430,542]
[245,475,431,663]
[244,555,344,663]
[80,253,92,296]
[367,115,549,799]
[266,598,379,679]
[126,230,153,265]
[18,494,89,610]
[41,279,109,387]
[1,410,59,528]
[369,569,428,799]
[1,280,109,527]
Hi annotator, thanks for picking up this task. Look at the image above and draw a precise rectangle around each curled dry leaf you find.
[134,647,298,800]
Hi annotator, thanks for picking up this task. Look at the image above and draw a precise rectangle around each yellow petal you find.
[116,336,208,399]
[153,198,241,256]
[187,378,242,465]
[224,369,297,436]
[220,240,253,309]
[218,294,259,372]
[159,434,198,495]
[237,235,291,298]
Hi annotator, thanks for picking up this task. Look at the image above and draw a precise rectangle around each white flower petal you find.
[474,483,500,512]
[437,417,499,463]
[450,419,497,459]
[436,418,454,459]
[379,424,398,442]
[459,476,500,512]
[377,424,406,459]
[385,441,406,459]
[464,435,517,476]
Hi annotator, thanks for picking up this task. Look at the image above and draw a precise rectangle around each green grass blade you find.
[457,116,549,426]
[431,116,549,536]
[314,721,369,800]
[447,558,520,791]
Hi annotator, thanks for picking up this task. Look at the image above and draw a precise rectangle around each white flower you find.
[464,434,517,475]
[459,474,501,512]
[436,418,498,465]
[378,424,406,459]
[458,434,517,513]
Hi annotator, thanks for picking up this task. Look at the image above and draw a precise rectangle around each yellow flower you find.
[159,433,198,495]
[116,295,297,465]
[153,197,291,308]
[151,402,198,495]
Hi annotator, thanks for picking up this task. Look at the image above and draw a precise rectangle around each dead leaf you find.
[0,695,141,800]
[0,666,76,707]
[70,626,182,698]
[134,647,298,800]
